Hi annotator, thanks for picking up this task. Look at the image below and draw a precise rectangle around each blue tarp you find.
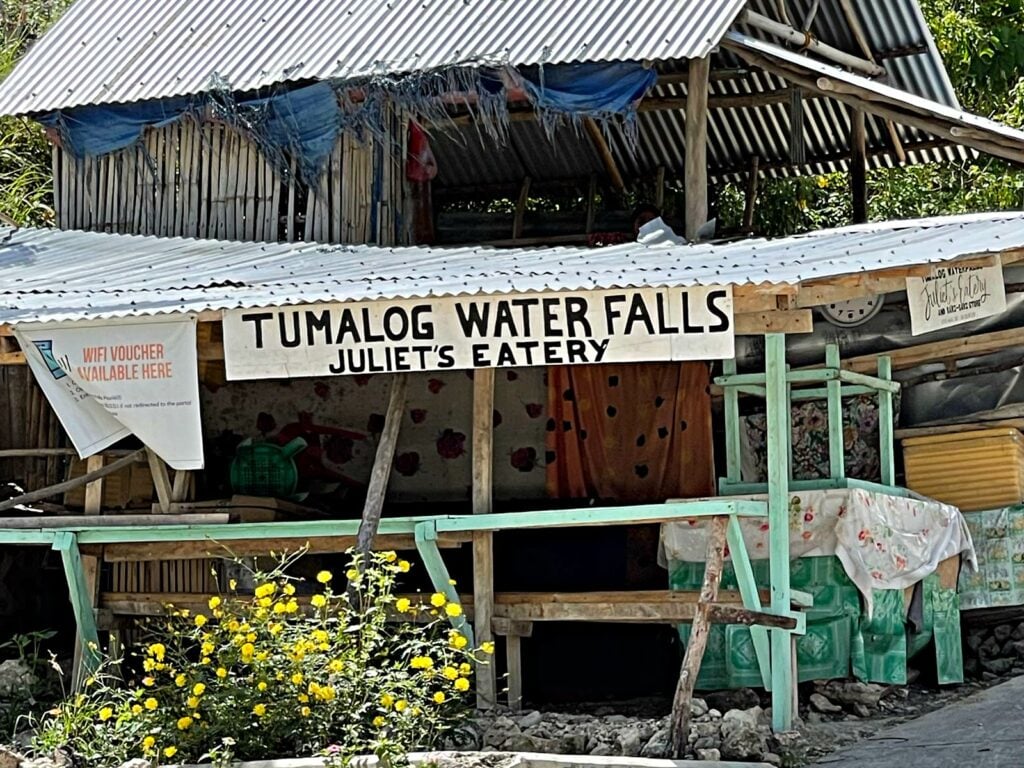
[521,62,656,117]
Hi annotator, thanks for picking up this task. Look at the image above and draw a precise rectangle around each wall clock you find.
[819,295,885,328]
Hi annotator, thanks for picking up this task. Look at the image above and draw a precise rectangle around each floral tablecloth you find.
[660,488,976,614]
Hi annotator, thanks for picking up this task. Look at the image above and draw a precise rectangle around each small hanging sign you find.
[906,259,1006,336]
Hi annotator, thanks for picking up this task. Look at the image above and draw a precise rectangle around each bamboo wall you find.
[52,114,409,246]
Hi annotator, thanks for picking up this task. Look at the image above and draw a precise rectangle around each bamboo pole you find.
[0,449,146,513]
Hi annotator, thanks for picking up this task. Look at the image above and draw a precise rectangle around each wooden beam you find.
[838,327,1024,374]
[83,455,105,514]
[850,108,868,223]
[0,449,146,513]
[670,515,727,757]
[471,367,497,709]
[354,373,409,556]
[147,449,173,514]
[512,177,531,239]
[741,156,760,233]
[735,310,813,335]
[583,118,625,191]
[684,55,711,241]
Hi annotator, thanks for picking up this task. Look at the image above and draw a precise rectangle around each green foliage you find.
[0,630,60,738]
[0,0,69,226]
[28,552,488,765]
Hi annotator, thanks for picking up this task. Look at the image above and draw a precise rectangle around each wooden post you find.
[512,177,531,239]
[850,108,868,223]
[684,55,710,241]
[147,449,173,514]
[583,118,625,192]
[878,355,895,485]
[669,514,727,757]
[83,455,105,514]
[472,368,497,709]
[742,156,760,234]
[765,333,795,731]
[53,532,101,684]
[585,174,598,234]
[826,344,845,480]
[354,373,409,556]
[722,359,742,485]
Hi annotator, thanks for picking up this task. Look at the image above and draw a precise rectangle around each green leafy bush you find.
[29,552,490,765]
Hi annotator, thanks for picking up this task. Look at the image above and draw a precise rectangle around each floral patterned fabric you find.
[741,396,899,483]
[959,505,1024,610]
[660,488,976,614]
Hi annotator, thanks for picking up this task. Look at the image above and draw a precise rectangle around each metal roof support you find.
[740,9,885,78]
[684,55,710,241]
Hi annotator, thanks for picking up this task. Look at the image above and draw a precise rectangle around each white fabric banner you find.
[222,286,735,380]
[906,260,1006,335]
[14,316,204,470]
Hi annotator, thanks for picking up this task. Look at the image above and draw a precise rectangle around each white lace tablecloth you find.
[660,488,976,612]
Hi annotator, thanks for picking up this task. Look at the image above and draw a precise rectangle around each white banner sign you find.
[15,316,204,469]
[906,261,1006,336]
[223,287,734,380]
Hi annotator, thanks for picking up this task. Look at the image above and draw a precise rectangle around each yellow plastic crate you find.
[902,428,1024,511]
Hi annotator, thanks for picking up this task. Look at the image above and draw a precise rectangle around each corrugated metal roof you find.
[0,0,746,115]
[2,212,1023,324]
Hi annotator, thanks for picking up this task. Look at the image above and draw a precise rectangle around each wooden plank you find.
[670,515,727,757]
[83,455,105,514]
[742,155,760,233]
[583,118,625,191]
[850,108,867,223]
[726,516,771,689]
[3,513,229,529]
[354,373,409,555]
[684,55,710,241]
[735,309,813,335]
[506,634,523,711]
[838,327,1024,374]
[472,367,497,710]
[512,177,531,239]
[147,449,173,514]
[0,449,146,513]
[171,470,190,503]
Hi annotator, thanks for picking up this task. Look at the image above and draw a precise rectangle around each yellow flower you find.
[433,691,446,704]
[253,703,267,717]
[346,568,360,581]
[241,642,255,661]
[131,705,143,715]
[298,693,310,703]
[163,746,177,759]
[395,699,408,712]
[177,716,193,730]
[459,662,472,675]
[201,642,215,657]
[194,614,208,628]
[142,676,155,687]
[410,656,433,670]
[380,693,395,708]
[254,583,277,599]
[373,715,386,727]
[454,677,470,692]
[442,666,459,680]
[311,594,327,609]
[328,659,344,673]
[445,602,463,617]
[317,685,336,702]
[384,551,398,563]
[273,602,287,615]
[193,682,206,696]
[229,579,238,590]
[291,672,304,685]
[259,597,274,609]
[397,560,411,572]
[430,593,447,607]
[144,697,158,711]
[142,658,156,672]
[257,681,268,692]
[186,696,200,708]
[449,632,468,650]
[285,599,299,614]
[316,570,333,584]
[269,623,283,635]
[308,681,321,695]
[481,641,495,654]
[208,596,222,610]
[98,707,113,721]
[246,632,257,643]
[283,583,296,596]
[216,667,228,679]
[142,735,156,750]
[174,674,186,688]
[395,597,411,613]
[147,643,166,661]
[301,706,312,717]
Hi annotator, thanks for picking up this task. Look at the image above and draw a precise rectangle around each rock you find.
[982,671,999,682]
[589,743,618,757]
[693,737,718,750]
[978,635,1001,659]
[719,718,769,761]
[993,624,1013,642]
[502,734,561,753]
[981,657,1014,675]
[705,687,760,712]
[1010,640,1024,660]
[483,716,520,748]
[772,730,810,765]
[807,711,824,724]
[1012,622,1024,641]
[690,697,709,718]
[557,734,588,754]
[0,660,33,697]
[707,708,722,719]
[696,748,721,761]
[117,761,151,768]
[966,628,988,651]
[764,752,783,767]
[604,714,629,724]
[517,711,543,729]
[691,722,720,739]
[0,746,22,768]
[809,693,842,714]
[641,728,671,759]
[822,681,886,708]
[617,725,653,757]
[852,702,873,718]
[964,657,981,677]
